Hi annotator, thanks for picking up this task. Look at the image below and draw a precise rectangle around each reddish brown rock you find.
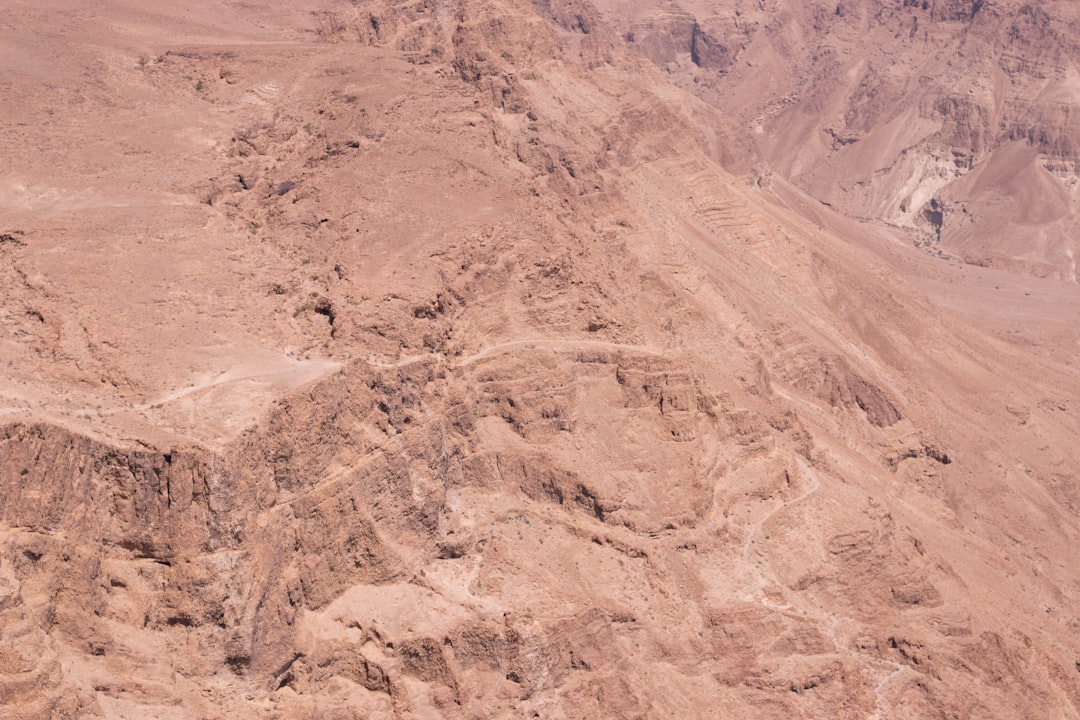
[1,1,1079,718]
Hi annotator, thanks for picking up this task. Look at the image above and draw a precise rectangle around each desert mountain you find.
[603,0,1080,277]
[1,1,1078,718]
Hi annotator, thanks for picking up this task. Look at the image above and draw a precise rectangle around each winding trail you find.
[3,339,664,426]
[130,358,343,411]
[365,338,666,371]
[742,455,822,562]
[871,663,909,720]
[738,454,913,718]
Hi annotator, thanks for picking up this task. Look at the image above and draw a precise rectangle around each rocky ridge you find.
[1,1,1079,718]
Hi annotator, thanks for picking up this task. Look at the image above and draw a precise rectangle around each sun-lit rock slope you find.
[1,1,1078,718]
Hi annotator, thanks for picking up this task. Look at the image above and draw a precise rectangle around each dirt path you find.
[742,455,822,562]
[871,663,909,720]
[132,358,342,411]
[738,455,913,717]
[365,338,667,371]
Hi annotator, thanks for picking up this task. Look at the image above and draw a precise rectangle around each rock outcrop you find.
[591,0,1080,278]
[1,1,1079,718]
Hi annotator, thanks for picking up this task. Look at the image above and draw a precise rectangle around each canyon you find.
[1,1,1078,718]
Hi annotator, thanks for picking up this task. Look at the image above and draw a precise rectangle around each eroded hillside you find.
[587,0,1080,278]
[1,1,1078,718]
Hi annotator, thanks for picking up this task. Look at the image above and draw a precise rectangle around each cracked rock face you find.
[1,1,1079,718]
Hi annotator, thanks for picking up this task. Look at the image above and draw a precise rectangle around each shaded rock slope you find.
[1,1,1079,718]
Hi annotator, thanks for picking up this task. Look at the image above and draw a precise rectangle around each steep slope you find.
[1,1,1079,719]
[587,0,1080,278]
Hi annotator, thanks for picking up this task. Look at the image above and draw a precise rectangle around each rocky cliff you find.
[589,0,1080,279]
[1,0,1079,718]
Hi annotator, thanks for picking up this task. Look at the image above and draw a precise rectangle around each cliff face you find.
[589,0,1080,278]
[2,1,1080,718]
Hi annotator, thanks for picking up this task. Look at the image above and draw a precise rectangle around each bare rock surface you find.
[592,0,1080,279]
[1,1,1079,718]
